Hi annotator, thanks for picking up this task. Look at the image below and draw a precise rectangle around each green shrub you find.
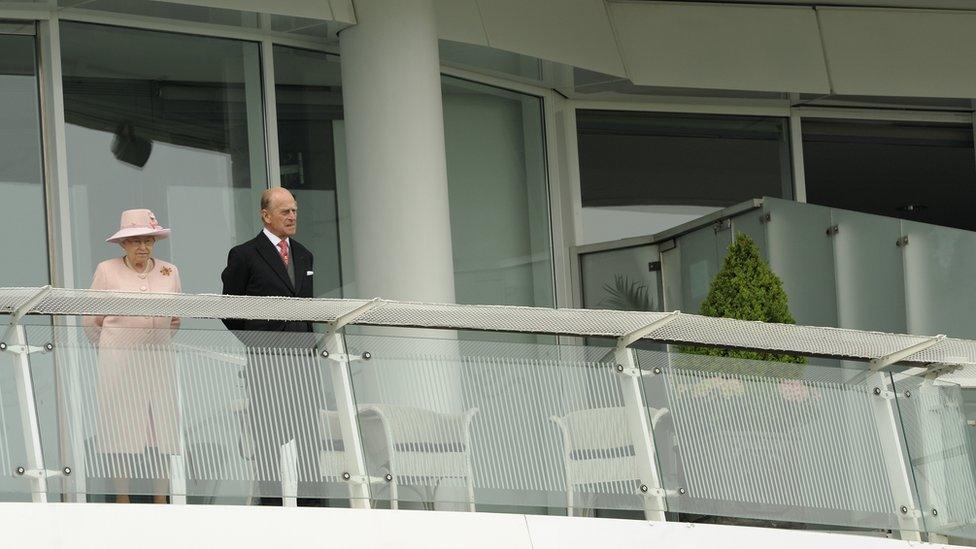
[682,233,805,376]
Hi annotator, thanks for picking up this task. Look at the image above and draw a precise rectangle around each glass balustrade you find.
[0,318,969,544]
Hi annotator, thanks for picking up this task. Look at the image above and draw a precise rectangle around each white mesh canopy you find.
[1,286,972,366]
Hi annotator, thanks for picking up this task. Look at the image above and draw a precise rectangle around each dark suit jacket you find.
[221,231,314,333]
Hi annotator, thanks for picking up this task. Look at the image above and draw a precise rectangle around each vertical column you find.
[339,0,455,302]
[338,0,462,425]
[37,18,73,289]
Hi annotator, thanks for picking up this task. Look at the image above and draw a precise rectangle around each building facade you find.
[2,0,975,334]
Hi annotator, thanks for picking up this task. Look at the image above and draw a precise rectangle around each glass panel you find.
[893,375,976,543]
[731,210,767,259]
[0,34,48,286]
[344,333,646,512]
[660,245,682,311]
[830,209,906,333]
[580,245,661,312]
[638,349,913,534]
[27,324,364,504]
[60,23,268,322]
[274,46,345,298]
[443,77,554,308]
[901,220,976,339]
[803,119,976,232]
[677,226,719,316]
[576,110,792,244]
[762,198,837,328]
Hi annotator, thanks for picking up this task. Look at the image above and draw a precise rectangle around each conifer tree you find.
[683,233,805,373]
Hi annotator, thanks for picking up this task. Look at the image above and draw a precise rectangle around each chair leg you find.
[467,477,476,512]
[389,475,398,510]
[280,439,299,507]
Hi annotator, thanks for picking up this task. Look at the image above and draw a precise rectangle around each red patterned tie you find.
[277,239,290,266]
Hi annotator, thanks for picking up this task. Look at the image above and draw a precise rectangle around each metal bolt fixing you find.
[900,505,909,514]
[63,466,71,476]
[0,342,6,351]
[15,466,24,476]
[615,364,624,373]
[44,343,53,352]
[678,488,687,495]
[342,472,351,481]
[932,509,939,517]
[640,484,648,493]
[873,387,882,396]
[321,349,330,359]
[362,351,372,361]
[384,473,393,482]
[904,390,912,398]
[653,367,662,375]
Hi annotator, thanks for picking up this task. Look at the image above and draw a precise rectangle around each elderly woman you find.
[84,209,181,504]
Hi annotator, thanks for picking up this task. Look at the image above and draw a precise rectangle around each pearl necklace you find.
[124,256,154,279]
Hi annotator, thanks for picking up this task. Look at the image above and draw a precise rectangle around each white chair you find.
[551,406,669,516]
[319,405,479,511]
[362,404,479,511]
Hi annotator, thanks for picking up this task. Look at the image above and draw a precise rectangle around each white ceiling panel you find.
[610,2,830,93]
[148,0,333,20]
[434,0,488,45]
[819,7,976,97]
[476,0,627,77]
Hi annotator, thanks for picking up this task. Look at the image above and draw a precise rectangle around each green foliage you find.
[682,233,805,376]
[600,275,654,311]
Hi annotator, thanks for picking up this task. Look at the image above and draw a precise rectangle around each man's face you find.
[262,191,298,238]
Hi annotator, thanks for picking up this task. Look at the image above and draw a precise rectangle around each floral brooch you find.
[160,266,172,277]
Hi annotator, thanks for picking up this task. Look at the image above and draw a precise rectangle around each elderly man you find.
[222,187,314,330]
[222,187,320,506]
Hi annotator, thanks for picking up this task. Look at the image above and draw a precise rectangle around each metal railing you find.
[1,286,974,544]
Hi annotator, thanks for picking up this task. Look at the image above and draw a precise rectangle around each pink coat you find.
[84,257,182,454]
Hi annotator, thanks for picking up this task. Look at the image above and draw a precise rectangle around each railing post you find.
[2,287,55,502]
[866,371,923,541]
[322,329,372,509]
[5,324,49,502]
[614,345,666,522]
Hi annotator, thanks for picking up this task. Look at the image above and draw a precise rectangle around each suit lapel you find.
[254,233,296,295]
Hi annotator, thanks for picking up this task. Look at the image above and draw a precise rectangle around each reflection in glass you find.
[580,245,661,312]
[576,110,792,244]
[0,35,48,286]
[274,46,345,298]
[443,77,554,308]
[60,22,268,303]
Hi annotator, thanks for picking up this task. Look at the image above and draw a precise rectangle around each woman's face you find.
[119,236,155,265]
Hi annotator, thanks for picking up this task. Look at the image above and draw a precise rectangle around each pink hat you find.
[105,209,171,243]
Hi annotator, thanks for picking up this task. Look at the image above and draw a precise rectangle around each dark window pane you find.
[576,110,791,242]
[274,45,344,298]
[803,119,976,231]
